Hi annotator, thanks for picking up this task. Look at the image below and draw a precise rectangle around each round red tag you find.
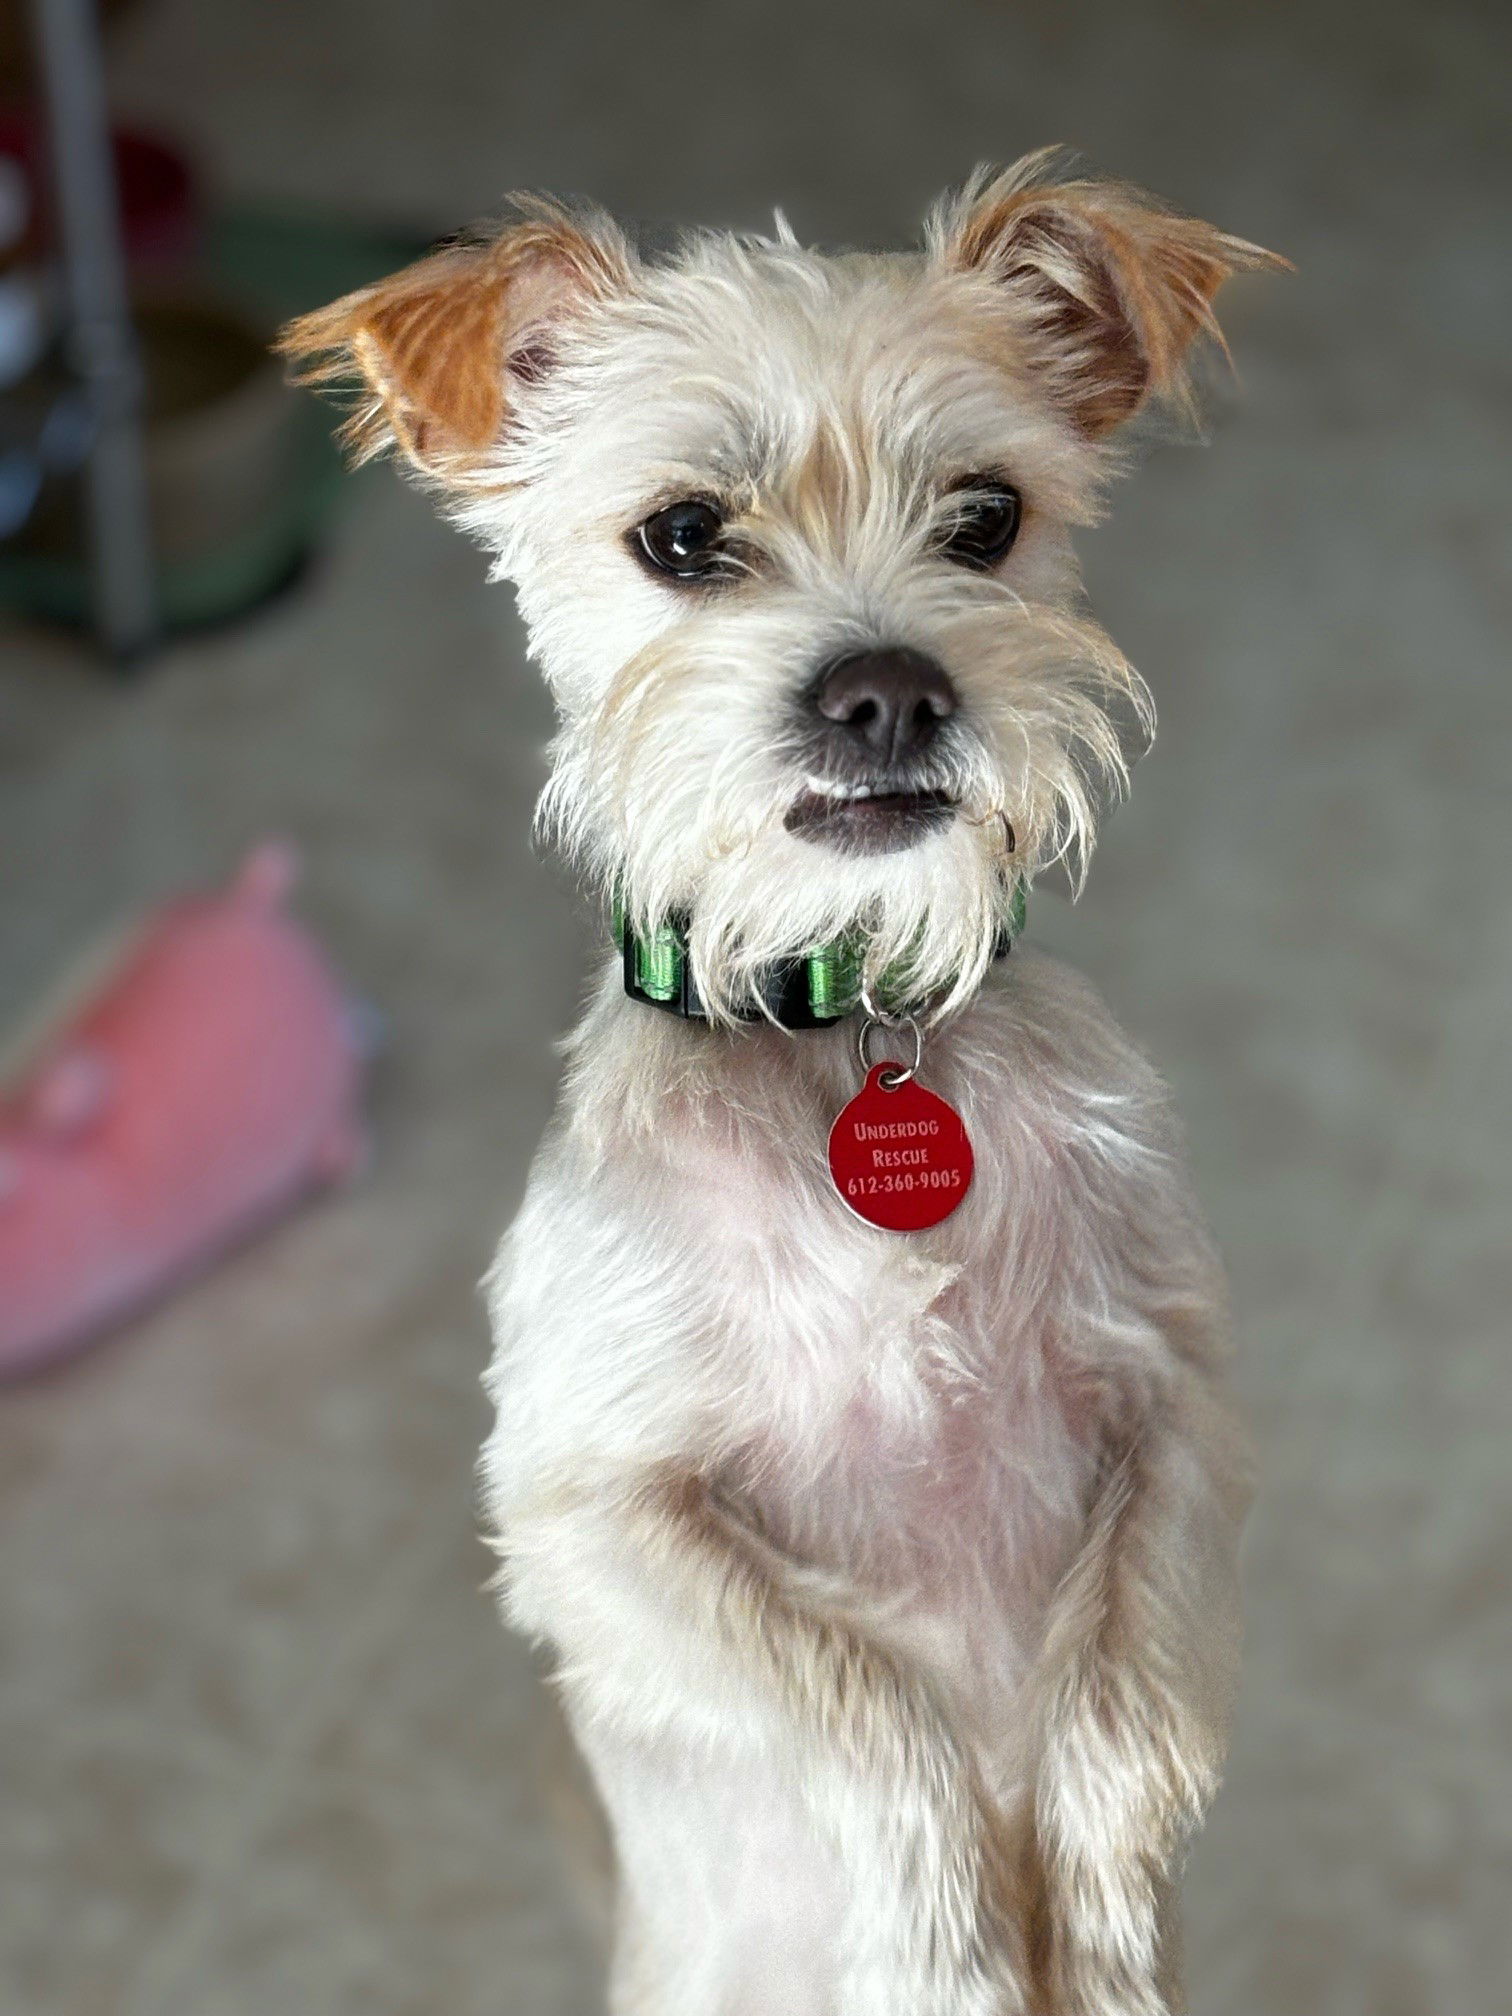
[827,1063,974,1232]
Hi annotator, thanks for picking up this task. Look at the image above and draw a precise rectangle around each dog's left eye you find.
[636,499,728,580]
[938,482,1022,570]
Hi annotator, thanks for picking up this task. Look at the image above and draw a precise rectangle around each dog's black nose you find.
[811,648,958,766]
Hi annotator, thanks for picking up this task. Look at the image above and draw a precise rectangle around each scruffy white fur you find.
[282,151,1278,2015]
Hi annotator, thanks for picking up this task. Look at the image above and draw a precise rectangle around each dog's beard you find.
[540,590,1148,1024]
[684,820,1010,1022]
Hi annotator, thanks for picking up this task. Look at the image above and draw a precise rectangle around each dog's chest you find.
[660,1075,1097,1695]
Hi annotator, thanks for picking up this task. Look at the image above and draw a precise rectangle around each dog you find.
[280,149,1280,2016]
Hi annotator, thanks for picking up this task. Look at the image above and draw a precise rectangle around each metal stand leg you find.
[30,0,156,662]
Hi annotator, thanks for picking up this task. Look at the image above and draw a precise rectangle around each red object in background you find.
[0,844,369,1377]
[0,112,199,270]
[827,1064,975,1232]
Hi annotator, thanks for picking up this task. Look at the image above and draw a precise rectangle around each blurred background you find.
[1,2,1507,2012]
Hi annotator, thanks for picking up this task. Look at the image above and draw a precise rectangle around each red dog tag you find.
[828,1063,974,1232]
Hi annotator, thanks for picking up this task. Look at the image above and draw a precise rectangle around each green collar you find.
[615,882,1026,1029]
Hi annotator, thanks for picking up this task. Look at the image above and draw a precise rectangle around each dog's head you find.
[281,151,1279,1019]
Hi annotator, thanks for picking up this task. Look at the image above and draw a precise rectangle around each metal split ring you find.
[857,1011,923,1087]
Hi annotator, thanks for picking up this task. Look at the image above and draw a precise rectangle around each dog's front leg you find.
[1024,1368,1248,2016]
[502,1464,1028,2016]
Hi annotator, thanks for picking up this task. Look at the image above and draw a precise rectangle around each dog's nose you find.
[811,648,958,766]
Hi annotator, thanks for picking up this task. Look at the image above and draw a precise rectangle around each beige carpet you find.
[2,3,1508,2011]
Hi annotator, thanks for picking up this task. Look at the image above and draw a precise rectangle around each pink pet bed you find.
[0,844,368,1377]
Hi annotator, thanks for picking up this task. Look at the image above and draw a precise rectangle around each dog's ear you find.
[276,201,633,478]
[934,151,1285,436]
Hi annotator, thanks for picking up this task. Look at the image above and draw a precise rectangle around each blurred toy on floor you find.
[0,842,370,1377]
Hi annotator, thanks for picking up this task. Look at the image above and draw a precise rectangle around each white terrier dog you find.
[282,151,1280,2016]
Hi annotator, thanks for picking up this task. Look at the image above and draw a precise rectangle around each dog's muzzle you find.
[787,646,961,854]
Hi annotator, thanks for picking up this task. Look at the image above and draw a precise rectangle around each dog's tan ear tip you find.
[272,294,400,467]
[272,303,346,398]
[272,294,366,383]
[1217,232,1294,280]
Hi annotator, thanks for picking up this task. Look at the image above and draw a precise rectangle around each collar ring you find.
[858,1010,923,1087]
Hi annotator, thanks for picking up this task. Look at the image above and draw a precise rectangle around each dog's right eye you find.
[635,500,728,580]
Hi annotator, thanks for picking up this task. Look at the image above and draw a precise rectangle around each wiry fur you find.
[281,151,1277,2014]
